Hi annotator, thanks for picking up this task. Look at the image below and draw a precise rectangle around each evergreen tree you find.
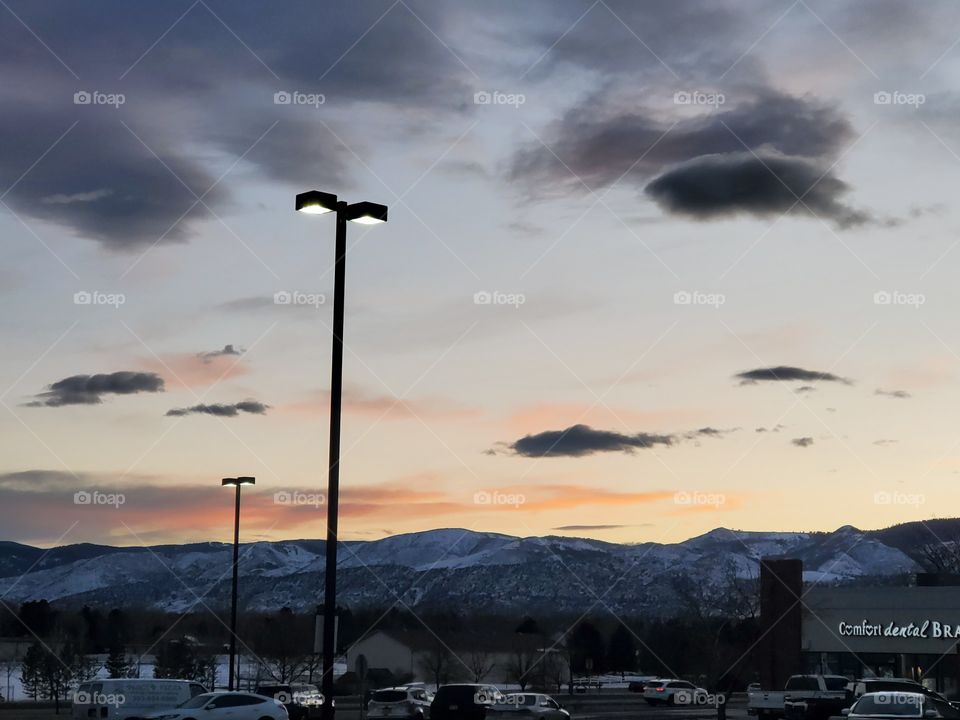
[20,643,47,700]
[106,645,136,679]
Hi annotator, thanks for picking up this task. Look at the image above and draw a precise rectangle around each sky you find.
[2,0,960,548]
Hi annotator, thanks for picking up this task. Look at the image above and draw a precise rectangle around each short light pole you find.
[222,475,255,691]
[295,190,388,720]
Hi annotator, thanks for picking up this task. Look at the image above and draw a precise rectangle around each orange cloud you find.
[281,386,480,422]
[140,353,248,389]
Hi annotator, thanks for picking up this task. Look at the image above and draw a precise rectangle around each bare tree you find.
[466,650,496,683]
[919,537,960,574]
[505,647,537,691]
[417,642,451,689]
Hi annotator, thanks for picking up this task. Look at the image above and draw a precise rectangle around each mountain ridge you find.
[0,520,950,615]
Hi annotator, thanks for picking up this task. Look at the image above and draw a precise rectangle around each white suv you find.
[368,687,434,719]
[643,679,707,705]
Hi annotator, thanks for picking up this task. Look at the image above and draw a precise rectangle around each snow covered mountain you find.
[0,524,928,615]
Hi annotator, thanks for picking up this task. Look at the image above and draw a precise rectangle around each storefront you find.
[801,586,960,696]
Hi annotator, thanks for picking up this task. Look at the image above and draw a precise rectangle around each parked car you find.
[748,675,850,720]
[368,687,433,720]
[256,683,323,720]
[849,680,950,705]
[843,691,960,719]
[431,684,504,720]
[642,680,707,706]
[145,692,288,720]
[490,694,569,720]
[72,679,208,720]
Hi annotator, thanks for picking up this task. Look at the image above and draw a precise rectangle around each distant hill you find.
[0,521,944,616]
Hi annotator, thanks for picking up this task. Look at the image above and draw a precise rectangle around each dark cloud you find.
[645,152,870,228]
[755,424,785,433]
[681,427,739,440]
[198,344,243,362]
[0,2,471,250]
[509,424,673,458]
[792,437,814,448]
[165,400,269,418]
[875,388,911,399]
[26,372,164,407]
[735,366,852,385]
[509,91,853,195]
[795,385,817,394]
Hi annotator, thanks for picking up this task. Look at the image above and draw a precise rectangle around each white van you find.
[72,679,208,720]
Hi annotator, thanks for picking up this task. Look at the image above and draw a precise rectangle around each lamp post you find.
[222,475,255,691]
[295,190,388,720]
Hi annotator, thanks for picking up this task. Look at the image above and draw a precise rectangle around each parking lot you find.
[0,693,749,720]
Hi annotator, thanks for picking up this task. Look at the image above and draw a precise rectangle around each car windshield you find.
[373,690,408,702]
[180,694,214,709]
[853,695,923,716]
[825,678,849,691]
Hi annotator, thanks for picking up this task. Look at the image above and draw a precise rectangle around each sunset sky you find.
[3,1,960,548]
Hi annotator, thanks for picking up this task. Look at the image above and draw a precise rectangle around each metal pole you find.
[321,202,348,720]
[229,483,241,691]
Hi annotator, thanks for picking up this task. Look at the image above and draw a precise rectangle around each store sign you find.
[838,619,960,639]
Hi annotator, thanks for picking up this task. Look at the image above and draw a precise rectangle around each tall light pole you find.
[295,190,388,720]
[222,475,255,691]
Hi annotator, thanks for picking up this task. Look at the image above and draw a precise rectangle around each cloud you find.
[165,400,269,417]
[792,437,814,448]
[26,372,164,407]
[645,152,871,228]
[755,424,785,433]
[198,344,243,363]
[735,366,852,385]
[508,424,674,457]
[874,439,898,446]
[552,524,643,531]
[682,426,738,439]
[509,91,853,196]
[0,3,471,249]
[795,385,817,394]
[875,388,911,399]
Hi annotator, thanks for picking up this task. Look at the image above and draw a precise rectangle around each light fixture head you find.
[236,476,256,485]
[346,201,388,225]
[222,477,238,487]
[296,190,338,215]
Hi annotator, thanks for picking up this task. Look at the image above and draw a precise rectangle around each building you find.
[758,560,960,696]
[345,628,568,688]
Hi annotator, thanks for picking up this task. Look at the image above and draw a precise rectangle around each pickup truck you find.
[748,675,851,720]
